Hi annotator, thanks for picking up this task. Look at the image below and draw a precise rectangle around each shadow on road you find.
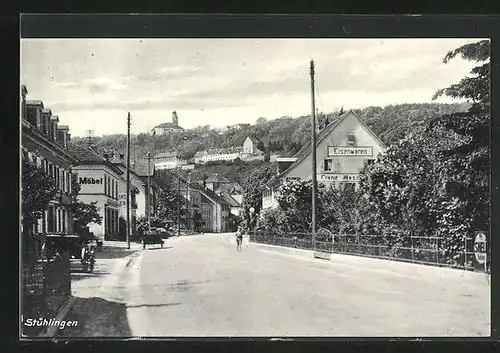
[97,248,136,259]
[56,297,132,338]
[70,270,111,282]
[126,302,182,308]
[146,246,173,251]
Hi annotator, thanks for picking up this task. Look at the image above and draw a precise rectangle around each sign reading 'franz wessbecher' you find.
[318,174,360,182]
[327,146,373,157]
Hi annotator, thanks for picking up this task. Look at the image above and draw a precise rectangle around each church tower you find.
[172,111,179,127]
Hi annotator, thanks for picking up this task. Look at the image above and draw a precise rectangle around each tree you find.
[69,174,102,237]
[275,179,326,232]
[22,157,58,263]
[241,163,275,229]
[22,157,57,229]
[192,210,204,232]
[430,40,490,262]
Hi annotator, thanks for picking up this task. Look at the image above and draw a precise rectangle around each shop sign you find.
[328,146,373,157]
[318,173,360,182]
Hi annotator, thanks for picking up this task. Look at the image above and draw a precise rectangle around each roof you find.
[214,182,242,195]
[222,194,241,207]
[200,187,230,206]
[154,151,180,159]
[153,122,184,130]
[206,173,230,184]
[67,143,106,163]
[133,160,155,176]
[281,110,386,180]
[67,143,124,175]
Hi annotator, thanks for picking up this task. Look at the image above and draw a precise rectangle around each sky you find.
[20,38,484,137]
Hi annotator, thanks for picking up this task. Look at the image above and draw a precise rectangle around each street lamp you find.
[146,152,152,232]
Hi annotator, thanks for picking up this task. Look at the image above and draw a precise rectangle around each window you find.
[62,170,65,192]
[104,175,108,195]
[107,176,111,197]
[62,209,66,233]
[47,206,54,232]
[324,159,340,172]
[55,167,60,189]
[347,133,356,146]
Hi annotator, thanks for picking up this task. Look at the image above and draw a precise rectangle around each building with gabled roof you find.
[262,110,386,210]
[154,150,187,170]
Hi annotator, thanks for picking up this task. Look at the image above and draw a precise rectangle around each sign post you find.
[474,231,487,272]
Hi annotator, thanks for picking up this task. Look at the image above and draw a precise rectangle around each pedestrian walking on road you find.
[235,227,243,252]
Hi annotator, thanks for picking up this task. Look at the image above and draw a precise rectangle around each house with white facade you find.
[154,151,187,170]
[261,110,386,211]
[69,145,124,241]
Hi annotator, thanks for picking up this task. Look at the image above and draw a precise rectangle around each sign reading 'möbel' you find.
[79,177,103,185]
[328,146,373,157]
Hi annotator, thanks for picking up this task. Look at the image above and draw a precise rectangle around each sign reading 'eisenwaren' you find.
[328,146,373,157]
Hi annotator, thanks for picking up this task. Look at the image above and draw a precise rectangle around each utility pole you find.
[126,112,131,249]
[187,172,191,231]
[147,152,152,232]
[177,174,181,237]
[310,60,318,250]
[86,129,95,149]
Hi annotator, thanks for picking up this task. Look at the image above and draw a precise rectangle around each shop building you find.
[68,145,123,241]
[262,110,386,210]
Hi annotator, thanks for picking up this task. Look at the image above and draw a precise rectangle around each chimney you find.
[41,108,52,136]
[172,111,179,127]
[276,157,297,175]
[21,85,28,120]
[51,115,59,141]
[57,125,70,148]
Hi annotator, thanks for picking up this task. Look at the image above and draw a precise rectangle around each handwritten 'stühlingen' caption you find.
[24,318,78,330]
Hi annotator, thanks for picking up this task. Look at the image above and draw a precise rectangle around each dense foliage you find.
[241,162,276,229]
[71,103,469,167]
[256,40,490,267]
[21,157,57,227]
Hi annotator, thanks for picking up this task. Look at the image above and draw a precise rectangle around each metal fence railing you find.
[21,246,72,336]
[249,230,489,272]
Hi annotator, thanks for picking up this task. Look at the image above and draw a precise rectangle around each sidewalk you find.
[55,241,142,338]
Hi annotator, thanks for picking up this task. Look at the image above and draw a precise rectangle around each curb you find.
[38,296,76,338]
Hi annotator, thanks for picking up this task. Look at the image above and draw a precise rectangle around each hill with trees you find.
[72,102,469,176]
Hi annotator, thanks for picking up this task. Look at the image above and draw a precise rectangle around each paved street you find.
[58,234,490,337]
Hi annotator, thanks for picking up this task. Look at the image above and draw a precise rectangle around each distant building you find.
[152,111,184,135]
[193,135,265,165]
[243,136,264,156]
[193,147,243,164]
[154,151,187,170]
[261,110,386,211]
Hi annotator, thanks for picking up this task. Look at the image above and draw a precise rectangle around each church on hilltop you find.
[151,111,184,135]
